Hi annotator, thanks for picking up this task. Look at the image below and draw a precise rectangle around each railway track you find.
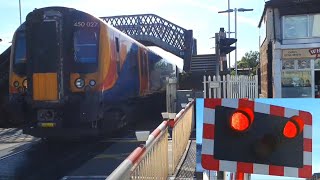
[0,114,162,180]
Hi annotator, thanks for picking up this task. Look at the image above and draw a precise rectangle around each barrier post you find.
[166,77,177,113]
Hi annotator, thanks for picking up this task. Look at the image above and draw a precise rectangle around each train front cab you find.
[8,24,28,126]
[21,8,105,138]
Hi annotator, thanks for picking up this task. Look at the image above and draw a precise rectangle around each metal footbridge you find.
[100,14,197,72]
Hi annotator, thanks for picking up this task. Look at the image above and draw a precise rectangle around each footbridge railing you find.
[106,100,195,180]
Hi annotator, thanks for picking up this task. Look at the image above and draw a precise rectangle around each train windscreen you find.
[14,32,26,64]
[73,29,98,64]
[29,21,59,72]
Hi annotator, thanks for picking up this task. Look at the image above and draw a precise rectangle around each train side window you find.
[14,32,26,64]
[115,37,119,52]
[73,29,98,63]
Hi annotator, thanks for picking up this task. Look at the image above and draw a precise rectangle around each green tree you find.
[235,51,259,75]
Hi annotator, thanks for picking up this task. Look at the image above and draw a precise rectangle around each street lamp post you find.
[235,8,237,75]
[218,8,253,75]
[228,0,231,70]
[19,0,22,25]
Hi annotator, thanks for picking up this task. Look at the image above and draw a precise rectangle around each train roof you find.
[25,6,183,69]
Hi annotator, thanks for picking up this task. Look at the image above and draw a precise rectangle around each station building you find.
[259,0,320,98]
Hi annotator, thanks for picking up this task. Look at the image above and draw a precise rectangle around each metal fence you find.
[203,75,258,98]
[106,101,195,180]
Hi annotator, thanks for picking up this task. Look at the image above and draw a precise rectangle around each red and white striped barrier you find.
[168,100,195,128]
[106,121,168,180]
[146,121,168,145]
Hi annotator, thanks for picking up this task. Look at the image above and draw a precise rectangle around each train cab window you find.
[14,33,26,64]
[73,29,98,63]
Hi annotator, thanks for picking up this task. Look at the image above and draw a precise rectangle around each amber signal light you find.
[230,108,254,132]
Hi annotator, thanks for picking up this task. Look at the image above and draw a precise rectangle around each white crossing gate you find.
[203,75,258,98]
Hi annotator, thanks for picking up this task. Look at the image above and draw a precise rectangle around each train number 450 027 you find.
[74,21,98,27]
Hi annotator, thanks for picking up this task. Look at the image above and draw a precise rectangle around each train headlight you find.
[23,79,27,88]
[75,78,85,89]
[13,81,19,87]
[89,80,96,86]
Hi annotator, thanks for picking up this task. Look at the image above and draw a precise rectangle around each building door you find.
[315,70,320,98]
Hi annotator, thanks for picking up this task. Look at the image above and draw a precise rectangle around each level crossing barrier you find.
[106,100,195,180]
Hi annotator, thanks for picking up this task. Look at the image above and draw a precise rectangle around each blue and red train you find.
[8,7,182,138]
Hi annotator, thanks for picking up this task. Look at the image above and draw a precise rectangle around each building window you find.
[282,71,312,97]
[281,59,312,98]
[259,17,267,46]
[315,58,320,69]
[282,60,295,70]
[283,14,320,39]
[282,71,311,87]
[309,14,320,37]
[297,59,310,69]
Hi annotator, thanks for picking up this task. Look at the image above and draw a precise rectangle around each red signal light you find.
[283,116,304,139]
[231,112,249,131]
[230,108,254,132]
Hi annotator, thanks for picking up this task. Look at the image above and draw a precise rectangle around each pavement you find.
[62,138,141,179]
[0,128,38,158]
[175,140,196,179]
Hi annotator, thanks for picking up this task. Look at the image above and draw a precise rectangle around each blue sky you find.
[0,0,264,67]
[196,98,320,179]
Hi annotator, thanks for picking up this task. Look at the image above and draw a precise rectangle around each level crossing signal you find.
[216,27,237,56]
[219,37,237,55]
[201,98,312,178]
[215,28,237,72]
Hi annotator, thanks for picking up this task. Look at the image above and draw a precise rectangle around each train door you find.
[138,48,149,95]
[27,11,63,101]
[115,36,121,74]
[315,70,320,97]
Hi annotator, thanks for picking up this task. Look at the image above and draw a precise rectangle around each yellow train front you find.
[9,7,180,138]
